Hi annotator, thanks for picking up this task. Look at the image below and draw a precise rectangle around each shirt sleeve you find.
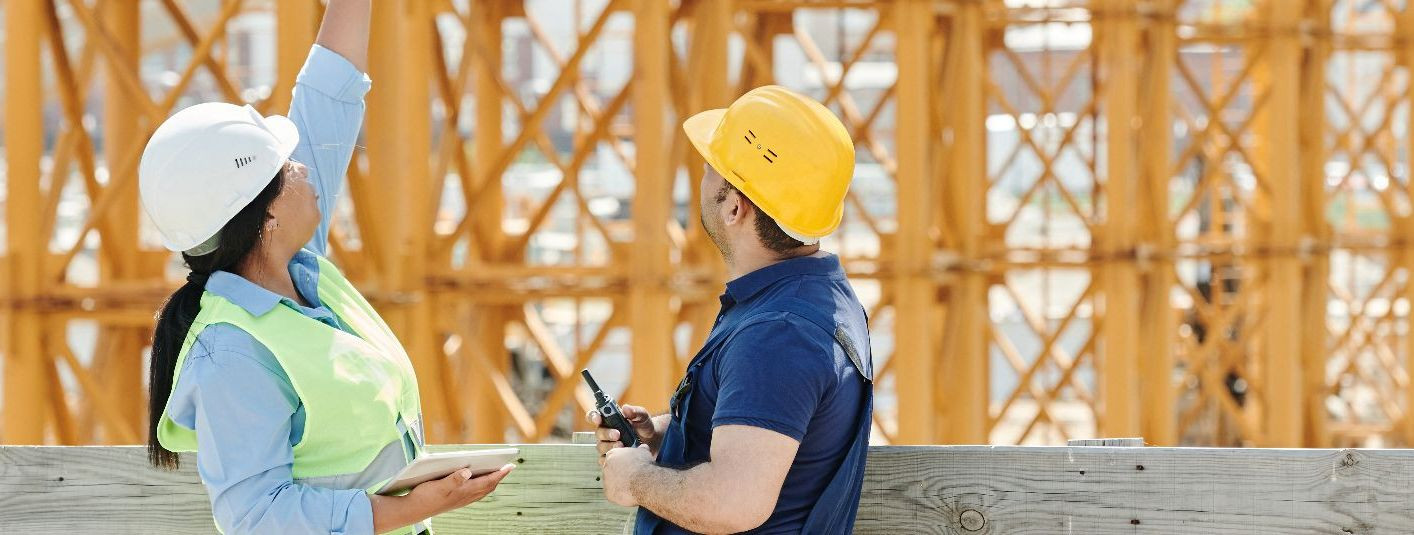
[171,326,374,535]
[287,44,372,257]
[711,316,836,441]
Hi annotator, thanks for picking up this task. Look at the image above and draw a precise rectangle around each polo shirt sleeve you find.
[711,317,835,441]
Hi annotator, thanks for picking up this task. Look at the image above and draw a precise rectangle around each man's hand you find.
[601,445,653,507]
[586,404,662,456]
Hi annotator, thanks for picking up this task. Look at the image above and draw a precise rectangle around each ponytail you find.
[148,170,287,470]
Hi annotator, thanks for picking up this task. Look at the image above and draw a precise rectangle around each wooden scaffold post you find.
[1097,0,1143,438]
[629,0,677,411]
[3,0,48,444]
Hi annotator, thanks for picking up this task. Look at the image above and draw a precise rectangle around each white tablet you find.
[375,448,519,496]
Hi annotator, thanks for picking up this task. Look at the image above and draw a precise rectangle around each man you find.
[588,86,873,534]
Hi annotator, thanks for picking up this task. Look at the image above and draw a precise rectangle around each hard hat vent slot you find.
[744,130,776,163]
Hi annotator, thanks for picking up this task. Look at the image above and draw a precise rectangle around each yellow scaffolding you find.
[4,0,1414,448]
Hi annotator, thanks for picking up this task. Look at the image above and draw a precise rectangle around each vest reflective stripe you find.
[293,438,404,490]
[157,255,426,535]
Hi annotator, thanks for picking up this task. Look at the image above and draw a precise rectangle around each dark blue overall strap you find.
[771,297,872,382]
[770,297,874,534]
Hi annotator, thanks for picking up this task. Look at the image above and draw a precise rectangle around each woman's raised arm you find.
[287,0,372,257]
[314,0,370,72]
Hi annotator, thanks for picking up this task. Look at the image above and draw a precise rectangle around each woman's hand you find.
[409,464,515,512]
[370,464,514,533]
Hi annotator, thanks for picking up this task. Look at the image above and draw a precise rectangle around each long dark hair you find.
[148,171,285,470]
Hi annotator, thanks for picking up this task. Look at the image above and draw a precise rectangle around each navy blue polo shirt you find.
[663,252,871,533]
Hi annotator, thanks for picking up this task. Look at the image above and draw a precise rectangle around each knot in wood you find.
[959,509,986,531]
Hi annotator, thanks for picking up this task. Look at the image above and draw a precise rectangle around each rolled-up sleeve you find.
[287,44,371,257]
[169,326,374,535]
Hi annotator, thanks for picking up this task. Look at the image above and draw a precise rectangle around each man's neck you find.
[725,246,822,281]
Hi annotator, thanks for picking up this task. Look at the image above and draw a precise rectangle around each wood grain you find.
[857,446,1414,534]
[3,445,1414,534]
[1067,438,1144,447]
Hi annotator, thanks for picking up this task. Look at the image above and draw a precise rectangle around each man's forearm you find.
[630,463,751,534]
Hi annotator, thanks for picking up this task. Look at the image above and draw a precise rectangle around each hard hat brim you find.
[683,108,732,185]
[263,114,301,162]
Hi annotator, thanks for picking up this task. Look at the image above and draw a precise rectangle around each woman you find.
[139,2,510,534]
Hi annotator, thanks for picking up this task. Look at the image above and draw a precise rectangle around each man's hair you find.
[714,183,806,255]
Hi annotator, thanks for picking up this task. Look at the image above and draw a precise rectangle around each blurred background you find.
[0,0,1407,449]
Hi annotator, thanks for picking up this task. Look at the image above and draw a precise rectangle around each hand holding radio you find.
[582,370,660,459]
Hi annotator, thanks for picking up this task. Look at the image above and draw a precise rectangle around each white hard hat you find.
[139,102,299,254]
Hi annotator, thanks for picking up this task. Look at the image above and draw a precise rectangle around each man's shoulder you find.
[714,313,842,383]
[750,282,868,332]
[726,310,835,346]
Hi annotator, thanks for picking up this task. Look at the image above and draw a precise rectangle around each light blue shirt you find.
[163,45,397,535]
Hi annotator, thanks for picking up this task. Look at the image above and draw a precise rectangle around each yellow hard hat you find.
[683,85,855,244]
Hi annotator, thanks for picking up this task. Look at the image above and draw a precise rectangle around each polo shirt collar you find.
[724,253,843,303]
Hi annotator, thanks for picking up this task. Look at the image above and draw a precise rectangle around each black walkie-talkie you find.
[581,369,641,448]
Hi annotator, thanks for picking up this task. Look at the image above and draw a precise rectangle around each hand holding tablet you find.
[376,448,520,495]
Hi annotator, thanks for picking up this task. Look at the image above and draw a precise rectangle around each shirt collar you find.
[204,250,325,317]
[205,271,283,316]
[724,253,844,303]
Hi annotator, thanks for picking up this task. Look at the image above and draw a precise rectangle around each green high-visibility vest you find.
[158,255,427,534]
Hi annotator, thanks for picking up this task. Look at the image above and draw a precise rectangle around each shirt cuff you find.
[334,490,376,535]
[296,44,373,103]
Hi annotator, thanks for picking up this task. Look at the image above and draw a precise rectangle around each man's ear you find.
[722,190,749,227]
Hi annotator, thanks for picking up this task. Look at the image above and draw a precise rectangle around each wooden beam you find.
[936,0,989,445]
[9,444,1414,532]
[627,0,675,411]
[4,0,49,444]
[1304,0,1334,448]
[96,0,146,443]
[892,0,940,445]
[470,0,510,443]
[1097,0,1142,438]
[1138,0,1178,446]
[1258,0,1306,447]
[271,0,318,113]
[366,0,454,440]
